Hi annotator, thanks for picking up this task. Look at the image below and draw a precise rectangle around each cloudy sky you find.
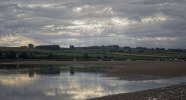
[0,0,186,48]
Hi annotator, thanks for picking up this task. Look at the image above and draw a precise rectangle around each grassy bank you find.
[0,47,186,61]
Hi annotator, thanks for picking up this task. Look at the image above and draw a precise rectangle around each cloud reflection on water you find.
[0,74,37,86]
[0,67,185,100]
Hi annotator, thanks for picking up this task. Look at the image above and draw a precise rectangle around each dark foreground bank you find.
[89,83,186,100]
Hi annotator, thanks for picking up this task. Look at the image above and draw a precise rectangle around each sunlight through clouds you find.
[141,15,168,24]
[0,35,40,47]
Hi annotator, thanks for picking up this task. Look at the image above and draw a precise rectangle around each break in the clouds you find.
[0,0,186,48]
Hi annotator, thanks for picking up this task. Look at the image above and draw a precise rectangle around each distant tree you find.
[20,52,29,59]
[35,45,60,50]
[48,54,54,59]
[6,51,16,59]
[103,55,108,59]
[29,53,35,59]
[83,53,90,59]
[0,50,2,58]
[128,49,132,53]
[28,44,34,48]
[70,45,74,49]
[20,46,28,48]
[119,50,124,52]
[96,56,101,59]
[0,50,4,59]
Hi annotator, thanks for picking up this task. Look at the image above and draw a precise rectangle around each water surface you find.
[0,64,185,100]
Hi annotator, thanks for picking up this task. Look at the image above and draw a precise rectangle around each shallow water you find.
[0,65,185,100]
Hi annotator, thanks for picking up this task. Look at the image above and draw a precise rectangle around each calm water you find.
[0,65,185,100]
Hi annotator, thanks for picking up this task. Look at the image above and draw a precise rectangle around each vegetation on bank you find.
[0,44,186,61]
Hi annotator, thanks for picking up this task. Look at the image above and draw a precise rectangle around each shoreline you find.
[1,61,186,80]
[0,60,185,65]
[89,83,186,100]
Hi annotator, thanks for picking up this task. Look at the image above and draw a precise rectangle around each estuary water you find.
[0,64,185,100]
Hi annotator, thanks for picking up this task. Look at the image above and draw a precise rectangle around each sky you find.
[0,0,186,48]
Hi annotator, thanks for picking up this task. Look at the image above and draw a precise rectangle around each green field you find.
[0,47,185,61]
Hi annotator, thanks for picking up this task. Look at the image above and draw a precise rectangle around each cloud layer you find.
[0,0,186,48]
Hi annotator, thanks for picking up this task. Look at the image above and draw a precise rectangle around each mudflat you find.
[1,61,186,80]
[0,61,186,78]
[104,61,186,80]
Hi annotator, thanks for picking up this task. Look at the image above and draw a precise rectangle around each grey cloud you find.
[0,0,186,48]
[142,0,185,5]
